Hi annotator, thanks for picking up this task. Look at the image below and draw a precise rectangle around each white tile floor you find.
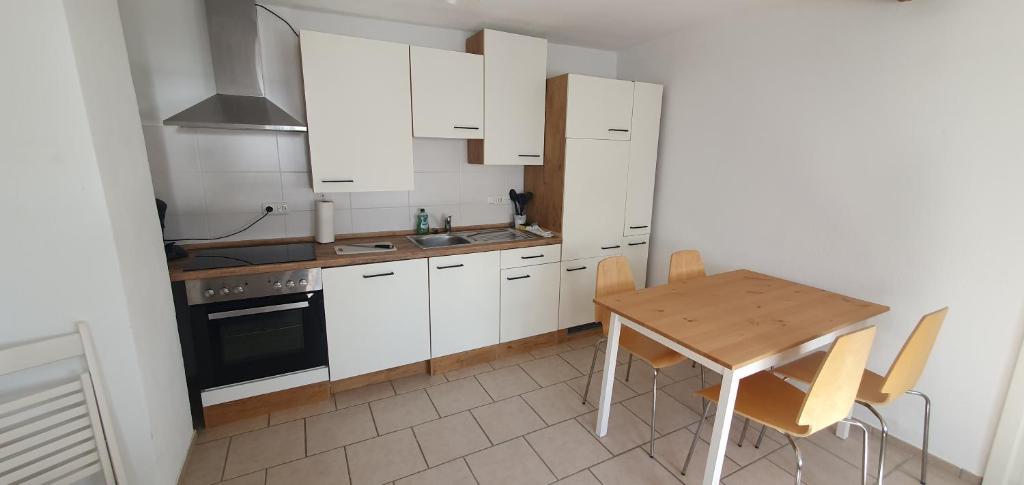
[180,334,978,485]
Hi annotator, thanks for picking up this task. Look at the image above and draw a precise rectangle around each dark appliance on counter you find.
[173,259,326,428]
[156,198,188,261]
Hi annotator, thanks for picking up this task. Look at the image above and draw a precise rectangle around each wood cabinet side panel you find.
[524,74,568,232]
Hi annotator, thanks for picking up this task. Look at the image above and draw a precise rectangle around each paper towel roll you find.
[315,200,335,243]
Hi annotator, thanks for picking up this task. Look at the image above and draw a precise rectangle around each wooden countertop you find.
[168,227,561,282]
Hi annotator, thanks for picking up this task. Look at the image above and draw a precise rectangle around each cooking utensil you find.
[509,189,521,215]
[517,192,533,215]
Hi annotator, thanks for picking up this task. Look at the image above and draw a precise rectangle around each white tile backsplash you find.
[410,172,460,206]
[352,207,411,233]
[281,172,317,212]
[144,126,522,241]
[277,132,311,172]
[203,172,284,213]
[350,190,410,209]
[152,171,206,215]
[196,129,280,172]
[412,138,465,172]
[143,125,199,175]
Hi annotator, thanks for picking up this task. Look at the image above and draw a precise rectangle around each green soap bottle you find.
[416,208,429,234]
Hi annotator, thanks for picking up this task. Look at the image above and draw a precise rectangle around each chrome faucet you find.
[444,215,453,233]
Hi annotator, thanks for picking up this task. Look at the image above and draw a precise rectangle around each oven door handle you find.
[208,301,310,320]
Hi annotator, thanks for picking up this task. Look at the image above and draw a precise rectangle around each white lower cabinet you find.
[428,251,500,357]
[558,256,604,329]
[500,262,560,342]
[623,235,650,288]
[323,259,430,381]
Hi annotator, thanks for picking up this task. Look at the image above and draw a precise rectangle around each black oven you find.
[189,290,326,388]
[176,268,326,426]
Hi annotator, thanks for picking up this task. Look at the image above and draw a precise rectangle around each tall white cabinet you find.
[466,29,548,165]
[526,74,663,329]
[300,31,414,193]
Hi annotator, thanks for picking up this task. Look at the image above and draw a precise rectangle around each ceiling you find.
[266,0,743,50]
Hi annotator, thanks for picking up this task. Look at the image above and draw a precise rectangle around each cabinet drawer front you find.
[558,257,604,330]
[500,263,559,343]
[500,244,561,269]
[322,259,430,381]
[428,251,500,357]
[565,75,635,141]
[623,235,650,289]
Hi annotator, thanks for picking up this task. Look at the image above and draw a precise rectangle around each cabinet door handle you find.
[453,126,480,130]
[601,245,621,250]
[518,154,541,158]
[520,254,544,259]
[566,266,587,272]
[362,272,394,279]
[628,241,648,246]
[629,225,649,229]
[506,275,531,281]
[322,179,354,183]
[608,128,630,133]
[436,264,464,270]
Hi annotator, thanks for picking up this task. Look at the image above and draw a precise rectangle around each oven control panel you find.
[185,268,322,305]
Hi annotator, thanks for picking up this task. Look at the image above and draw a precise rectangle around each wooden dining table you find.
[592,269,889,485]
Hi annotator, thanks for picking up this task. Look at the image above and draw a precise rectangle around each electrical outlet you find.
[261,201,289,215]
[497,195,510,205]
[487,196,497,205]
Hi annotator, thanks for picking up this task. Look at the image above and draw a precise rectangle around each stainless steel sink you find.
[407,228,537,249]
[407,234,473,249]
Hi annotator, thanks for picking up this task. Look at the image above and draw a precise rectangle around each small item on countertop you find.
[334,242,398,255]
[510,189,521,215]
[315,199,335,244]
[513,214,527,226]
[517,192,533,214]
[520,223,554,238]
[415,208,430,235]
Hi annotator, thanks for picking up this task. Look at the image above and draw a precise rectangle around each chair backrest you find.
[797,326,877,433]
[880,307,948,397]
[668,250,706,284]
[594,256,637,334]
[0,323,122,484]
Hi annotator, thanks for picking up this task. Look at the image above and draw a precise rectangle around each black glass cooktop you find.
[183,243,316,271]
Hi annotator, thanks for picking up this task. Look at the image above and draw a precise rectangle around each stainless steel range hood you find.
[164,0,306,132]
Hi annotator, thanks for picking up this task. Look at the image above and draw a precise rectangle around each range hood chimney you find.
[164,0,306,132]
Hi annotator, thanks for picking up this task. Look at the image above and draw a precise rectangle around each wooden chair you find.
[683,326,878,485]
[772,308,948,485]
[667,249,709,408]
[0,323,124,484]
[668,249,706,284]
[583,256,687,457]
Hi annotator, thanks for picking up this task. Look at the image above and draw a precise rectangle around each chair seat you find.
[695,371,813,437]
[773,351,891,405]
[618,327,688,369]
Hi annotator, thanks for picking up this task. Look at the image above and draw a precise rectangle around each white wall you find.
[617,0,1024,475]
[0,1,191,483]
[126,3,618,241]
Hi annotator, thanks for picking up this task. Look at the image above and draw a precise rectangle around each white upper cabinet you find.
[467,29,547,165]
[565,75,635,141]
[623,82,663,236]
[300,31,414,193]
[561,139,629,261]
[410,46,483,139]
